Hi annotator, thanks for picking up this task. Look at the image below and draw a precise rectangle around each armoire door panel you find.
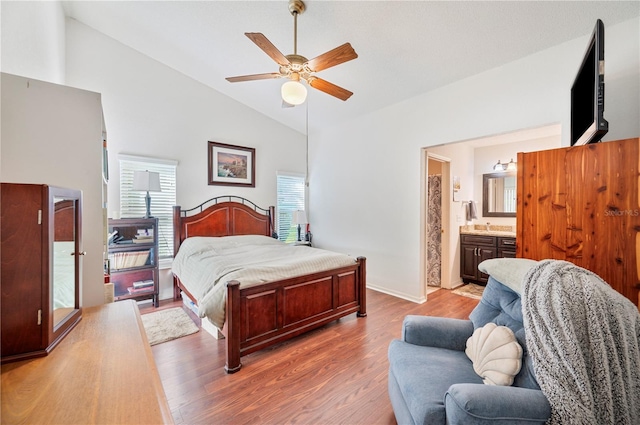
[517,138,640,307]
[1,184,45,356]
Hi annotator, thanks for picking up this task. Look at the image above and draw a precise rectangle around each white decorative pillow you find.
[465,323,523,386]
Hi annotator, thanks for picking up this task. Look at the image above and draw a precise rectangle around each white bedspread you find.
[172,235,357,328]
[53,241,75,310]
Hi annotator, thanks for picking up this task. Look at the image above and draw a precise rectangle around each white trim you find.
[366,283,426,304]
[426,152,451,163]
[276,170,305,178]
[158,258,173,270]
[118,153,178,166]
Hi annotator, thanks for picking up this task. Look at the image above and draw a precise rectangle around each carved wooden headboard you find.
[173,196,275,256]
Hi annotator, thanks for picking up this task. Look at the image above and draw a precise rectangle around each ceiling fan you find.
[225,0,358,106]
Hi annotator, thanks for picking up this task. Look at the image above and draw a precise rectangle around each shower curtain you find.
[427,174,442,287]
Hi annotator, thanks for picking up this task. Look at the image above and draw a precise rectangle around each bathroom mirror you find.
[483,172,516,217]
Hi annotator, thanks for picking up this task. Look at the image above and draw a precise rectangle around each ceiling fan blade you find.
[308,77,353,101]
[245,32,290,66]
[226,73,282,83]
[305,43,358,72]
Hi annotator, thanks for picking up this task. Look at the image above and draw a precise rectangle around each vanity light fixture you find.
[493,159,517,172]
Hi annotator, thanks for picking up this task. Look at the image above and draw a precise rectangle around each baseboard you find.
[366,284,426,304]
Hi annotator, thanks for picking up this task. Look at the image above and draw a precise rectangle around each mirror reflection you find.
[483,172,516,217]
[53,197,76,327]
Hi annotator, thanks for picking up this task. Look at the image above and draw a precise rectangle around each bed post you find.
[172,205,182,300]
[357,257,367,317]
[173,205,182,256]
[225,280,242,373]
[269,206,276,238]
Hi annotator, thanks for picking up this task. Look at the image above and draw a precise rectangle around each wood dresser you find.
[1,300,173,424]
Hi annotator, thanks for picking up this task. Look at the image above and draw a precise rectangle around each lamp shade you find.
[132,170,161,192]
[292,210,308,225]
[281,81,307,105]
[506,159,517,171]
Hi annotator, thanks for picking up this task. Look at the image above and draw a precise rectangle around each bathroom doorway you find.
[421,151,451,297]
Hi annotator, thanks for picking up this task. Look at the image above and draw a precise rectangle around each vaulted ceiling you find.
[61,1,639,134]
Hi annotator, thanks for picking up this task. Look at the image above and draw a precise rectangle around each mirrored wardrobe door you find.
[53,197,77,328]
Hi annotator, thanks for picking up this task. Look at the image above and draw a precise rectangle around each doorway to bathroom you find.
[421,151,451,297]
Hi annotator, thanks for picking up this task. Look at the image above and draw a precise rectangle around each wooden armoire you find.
[1,183,83,363]
[516,137,640,308]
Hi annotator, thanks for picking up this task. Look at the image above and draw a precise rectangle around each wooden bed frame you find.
[172,196,367,373]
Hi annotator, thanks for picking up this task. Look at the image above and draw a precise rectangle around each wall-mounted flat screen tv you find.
[570,19,609,146]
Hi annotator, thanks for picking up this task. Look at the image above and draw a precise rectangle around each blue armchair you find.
[387,277,551,425]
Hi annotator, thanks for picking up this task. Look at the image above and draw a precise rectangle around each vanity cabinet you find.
[1,183,83,363]
[498,237,517,258]
[108,218,159,307]
[460,234,516,284]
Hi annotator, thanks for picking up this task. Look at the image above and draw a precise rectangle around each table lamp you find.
[132,170,161,218]
[292,210,308,242]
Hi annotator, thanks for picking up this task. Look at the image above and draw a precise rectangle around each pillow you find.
[477,258,539,294]
[465,322,523,386]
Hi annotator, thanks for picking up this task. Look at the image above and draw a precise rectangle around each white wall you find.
[472,135,560,224]
[64,19,306,213]
[64,19,307,299]
[1,4,307,302]
[1,73,105,308]
[0,1,66,84]
[309,17,640,301]
[3,3,637,305]
[1,2,106,308]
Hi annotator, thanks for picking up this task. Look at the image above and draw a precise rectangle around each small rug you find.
[141,307,199,346]
[452,283,485,300]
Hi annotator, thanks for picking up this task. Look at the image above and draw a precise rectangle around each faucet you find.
[486,222,491,231]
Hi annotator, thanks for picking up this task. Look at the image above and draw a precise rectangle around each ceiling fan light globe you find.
[281,80,307,105]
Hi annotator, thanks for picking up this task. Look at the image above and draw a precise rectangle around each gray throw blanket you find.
[522,260,640,425]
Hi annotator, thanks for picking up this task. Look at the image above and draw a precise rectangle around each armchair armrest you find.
[445,384,551,425]
[401,315,474,351]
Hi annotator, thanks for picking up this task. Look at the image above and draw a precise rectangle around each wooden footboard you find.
[224,257,367,373]
[172,196,367,373]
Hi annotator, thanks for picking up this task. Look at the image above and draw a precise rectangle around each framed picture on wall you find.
[207,141,255,187]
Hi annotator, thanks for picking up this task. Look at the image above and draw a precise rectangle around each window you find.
[119,155,177,258]
[276,172,305,242]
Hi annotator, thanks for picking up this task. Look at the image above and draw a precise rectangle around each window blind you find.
[119,155,177,258]
[276,172,306,242]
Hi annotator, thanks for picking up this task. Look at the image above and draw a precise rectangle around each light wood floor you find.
[140,288,479,424]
